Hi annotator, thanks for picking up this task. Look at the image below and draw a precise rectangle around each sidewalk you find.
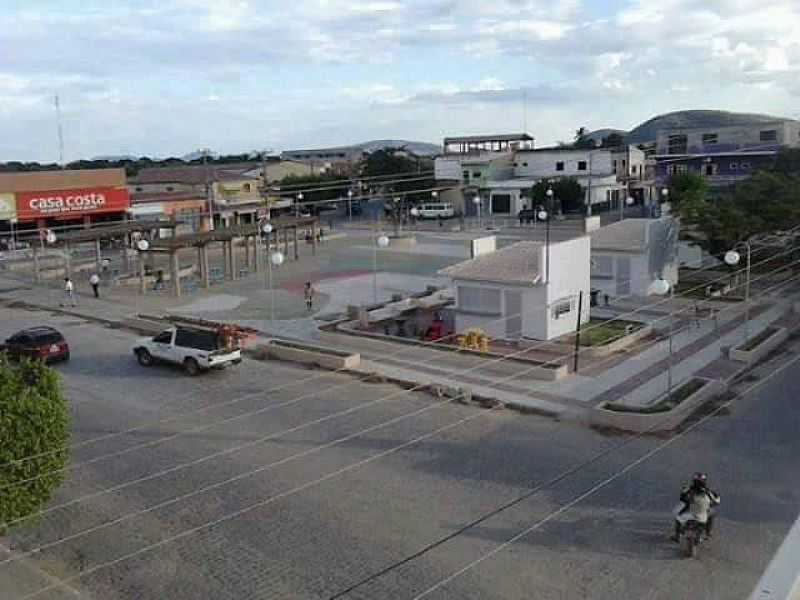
[749,514,800,600]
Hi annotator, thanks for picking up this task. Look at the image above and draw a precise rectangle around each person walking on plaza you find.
[304,281,315,311]
[61,277,76,307]
[89,272,100,298]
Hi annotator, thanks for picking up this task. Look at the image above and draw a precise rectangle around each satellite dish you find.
[136,239,150,251]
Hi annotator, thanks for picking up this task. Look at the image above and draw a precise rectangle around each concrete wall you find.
[655,121,799,155]
[513,149,615,178]
[729,327,788,366]
[434,157,463,181]
[544,235,591,339]
[591,378,725,433]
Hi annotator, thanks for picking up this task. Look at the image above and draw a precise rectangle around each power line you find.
[16,268,800,600]
[409,341,800,600]
[2,237,793,486]
[5,258,796,568]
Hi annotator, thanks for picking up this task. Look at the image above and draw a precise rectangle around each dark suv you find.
[0,327,70,363]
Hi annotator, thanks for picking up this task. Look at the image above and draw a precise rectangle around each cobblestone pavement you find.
[1,307,798,600]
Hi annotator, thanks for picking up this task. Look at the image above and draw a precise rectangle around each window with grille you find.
[551,297,574,319]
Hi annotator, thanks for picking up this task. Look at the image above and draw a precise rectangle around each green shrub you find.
[0,355,70,531]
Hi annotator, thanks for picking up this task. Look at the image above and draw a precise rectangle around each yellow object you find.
[458,328,490,352]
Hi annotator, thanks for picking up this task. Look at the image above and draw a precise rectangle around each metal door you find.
[505,291,523,338]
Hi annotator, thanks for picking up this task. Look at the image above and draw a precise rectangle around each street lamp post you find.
[296,192,304,217]
[410,206,420,227]
[660,187,669,217]
[347,189,353,222]
[473,194,482,229]
[620,195,634,221]
[541,188,553,284]
[725,242,752,342]
[269,246,284,323]
[373,234,390,304]
[652,277,675,398]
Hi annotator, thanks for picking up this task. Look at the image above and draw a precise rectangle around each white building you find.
[590,218,680,298]
[439,238,591,341]
[484,147,628,216]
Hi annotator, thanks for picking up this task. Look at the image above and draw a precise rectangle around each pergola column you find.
[231,239,239,280]
[311,221,318,256]
[244,236,252,268]
[293,226,299,260]
[200,245,210,288]
[94,238,102,274]
[139,252,147,294]
[171,250,181,297]
[283,228,289,258]
[64,242,72,278]
[223,241,232,280]
[254,236,262,273]
[33,244,40,282]
[196,246,204,280]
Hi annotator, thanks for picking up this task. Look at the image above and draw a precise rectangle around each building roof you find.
[653,150,778,160]
[444,133,533,144]
[439,241,543,285]
[590,219,650,252]
[0,168,127,192]
[132,166,259,185]
[516,146,607,154]
[131,191,206,205]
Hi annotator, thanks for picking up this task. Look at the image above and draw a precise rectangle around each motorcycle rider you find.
[671,472,721,542]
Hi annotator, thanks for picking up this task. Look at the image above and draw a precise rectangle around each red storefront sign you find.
[15,187,130,220]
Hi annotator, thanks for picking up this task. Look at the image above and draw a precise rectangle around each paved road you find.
[1,306,798,600]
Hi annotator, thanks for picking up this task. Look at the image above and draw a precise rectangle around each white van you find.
[417,203,455,219]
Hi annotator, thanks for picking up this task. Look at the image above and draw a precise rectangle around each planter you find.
[576,321,652,359]
[335,320,568,381]
[261,339,361,370]
[590,377,724,433]
[729,327,787,366]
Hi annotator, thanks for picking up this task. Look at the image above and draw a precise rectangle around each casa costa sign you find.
[16,187,130,220]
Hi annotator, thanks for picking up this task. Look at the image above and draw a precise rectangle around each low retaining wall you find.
[336,322,568,381]
[582,325,653,359]
[259,340,361,370]
[589,377,725,433]
[729,327,788,366]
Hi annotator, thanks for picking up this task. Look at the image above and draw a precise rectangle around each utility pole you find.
[54,95,64,166]
[203,149,215,230]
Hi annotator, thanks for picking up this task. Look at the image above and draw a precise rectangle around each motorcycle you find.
[681,520,705,558]
[672,503,710,558]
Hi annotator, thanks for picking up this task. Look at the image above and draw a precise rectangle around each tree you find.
[668,171,709,221]
[0,357,70,531]
[360,148,435,202]
[530,178,584,214]
[277,173,347,205]
[682,170,800,256]
[773,148,800,176]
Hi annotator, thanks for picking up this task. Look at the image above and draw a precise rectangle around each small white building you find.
[590,218,680,298]
[439,238,591,341]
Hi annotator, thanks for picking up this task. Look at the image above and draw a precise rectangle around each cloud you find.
[0,0,798,161]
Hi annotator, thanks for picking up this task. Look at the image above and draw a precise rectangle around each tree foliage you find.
[677,169,800,256]
[0,357,70,531]
[360,148,435,201]
[530,178,584,213]
[277,173,348,204]
[601,133,626,148]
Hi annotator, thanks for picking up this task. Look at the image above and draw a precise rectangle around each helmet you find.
[692,472,708,489]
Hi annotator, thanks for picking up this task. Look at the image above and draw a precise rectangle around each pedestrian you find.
[304,281,315,311]
[89,272,100,298]
[61,277,76,307]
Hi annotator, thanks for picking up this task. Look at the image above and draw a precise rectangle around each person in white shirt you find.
[61,277,76,307]
[89,273,100,298]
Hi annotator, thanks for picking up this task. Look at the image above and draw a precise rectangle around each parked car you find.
[417,203,455,219]
[132,325,242,375]
[0,326,70,363]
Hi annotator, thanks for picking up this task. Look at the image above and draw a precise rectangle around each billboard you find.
[15,187,130,220]
[0,193,15,221]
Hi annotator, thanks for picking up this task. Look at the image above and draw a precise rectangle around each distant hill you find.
[584,128,627,143]
[91,154,138,161]
[354,139,441,156]
[626,110,794,144]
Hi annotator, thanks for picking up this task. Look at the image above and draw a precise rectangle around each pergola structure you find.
[43,220,180,281]
[146,216,319,296]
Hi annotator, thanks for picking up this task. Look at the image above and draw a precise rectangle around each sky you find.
[1,0,799,162]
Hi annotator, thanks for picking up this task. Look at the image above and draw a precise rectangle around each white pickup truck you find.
[133,325,242,375]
